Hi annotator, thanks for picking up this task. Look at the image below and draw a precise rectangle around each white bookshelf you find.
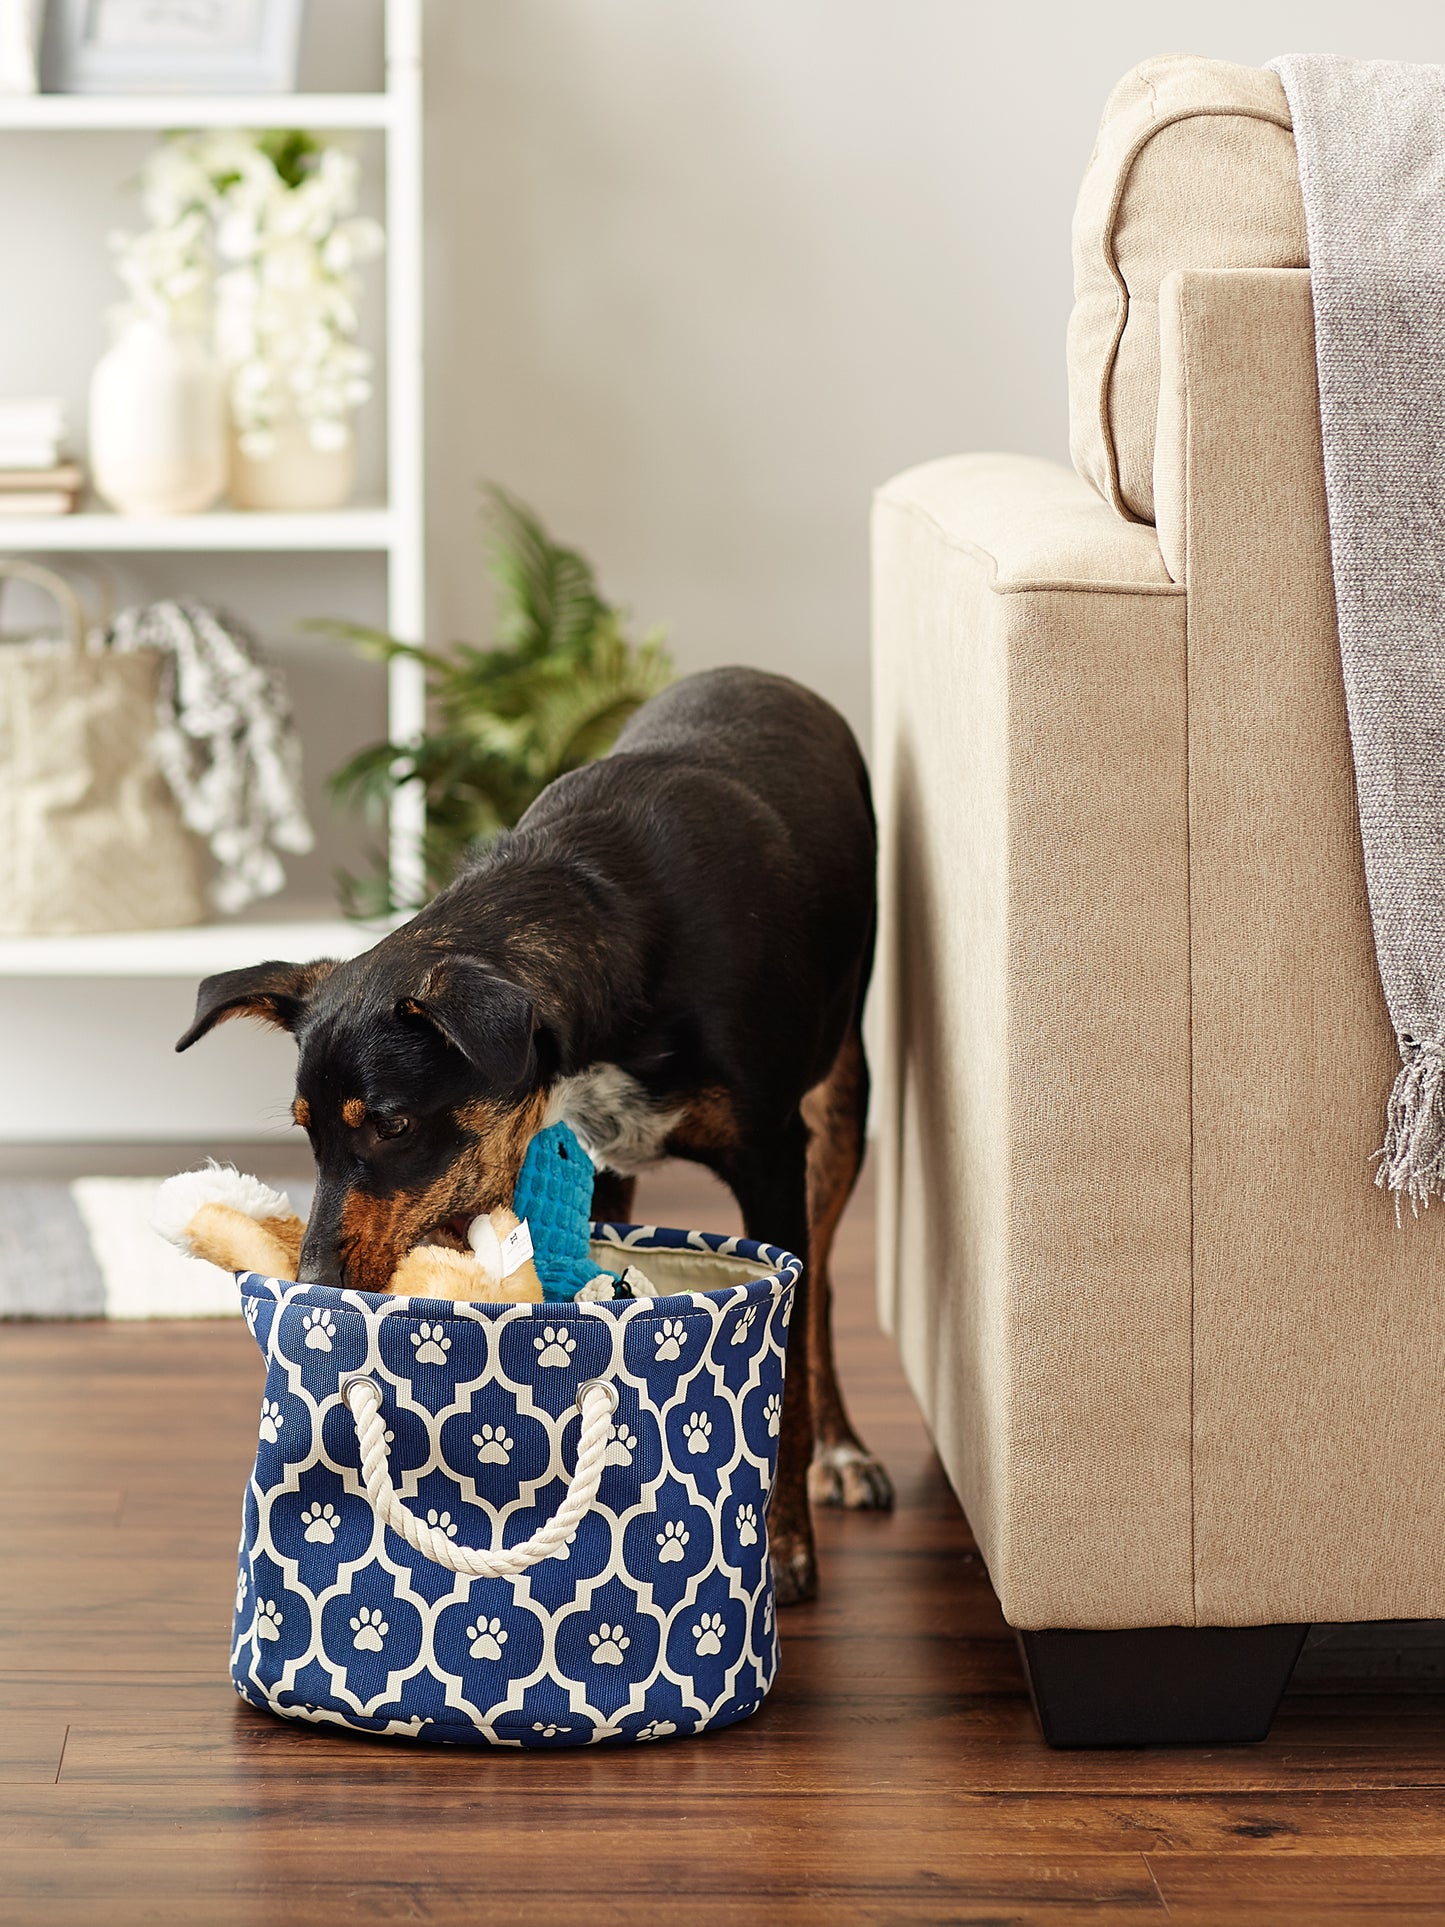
[0,0,425,979]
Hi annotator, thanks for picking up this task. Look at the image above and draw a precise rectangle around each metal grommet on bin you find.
[575,1377,620,1417]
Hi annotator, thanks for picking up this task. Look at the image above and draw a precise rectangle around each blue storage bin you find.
[230,1225,799,1747]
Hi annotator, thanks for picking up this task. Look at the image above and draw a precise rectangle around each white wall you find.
[425,0,1445,748]
[3,0,1443,1151]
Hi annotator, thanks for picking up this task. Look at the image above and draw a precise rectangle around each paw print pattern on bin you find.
[302,1308,335,1352]
[473,1423,513,1464]
[693,1612,725,1657]
[350,1606,389,1652]
[302,1502,339,1544]
[467,1616,507,1661]
[410,1322,451,1366]
[589,1622,630,1665]
[534,1325,577,1368]
[654,1317,687,1361]
[656,1520,689,1563]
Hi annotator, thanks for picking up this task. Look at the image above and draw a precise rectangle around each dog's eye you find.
[373,1115,413,1141]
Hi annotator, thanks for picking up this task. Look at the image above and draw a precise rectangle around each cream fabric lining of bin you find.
[587,1241,780,1299]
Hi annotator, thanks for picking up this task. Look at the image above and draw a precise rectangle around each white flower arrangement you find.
[110,129,384,458]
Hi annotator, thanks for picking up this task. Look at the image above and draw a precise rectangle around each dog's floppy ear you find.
[399,961,539,1092]
[175,959,337,1053]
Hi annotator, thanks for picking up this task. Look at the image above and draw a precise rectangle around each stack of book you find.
[0,399,82,515]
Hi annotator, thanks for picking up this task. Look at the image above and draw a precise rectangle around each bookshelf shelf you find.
[0,914,390,979]
[0,92,394,132]
[0,505,396,551]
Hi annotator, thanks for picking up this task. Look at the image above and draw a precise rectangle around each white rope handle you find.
[340,1373,620,1578]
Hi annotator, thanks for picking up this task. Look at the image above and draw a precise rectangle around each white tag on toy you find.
[499,1218,534,1278]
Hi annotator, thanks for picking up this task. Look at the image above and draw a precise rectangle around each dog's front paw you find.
[770,1529,818,1606]
[808,1442,895,1512]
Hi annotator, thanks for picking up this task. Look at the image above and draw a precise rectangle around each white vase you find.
[89,317,227,517]
[228,413,357,513]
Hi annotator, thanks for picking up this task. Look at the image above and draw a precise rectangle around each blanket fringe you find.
[1376,1036,1445,1215]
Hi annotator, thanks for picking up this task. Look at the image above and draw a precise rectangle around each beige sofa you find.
[871,54,1445,1746]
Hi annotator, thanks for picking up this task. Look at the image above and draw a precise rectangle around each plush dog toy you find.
[153,1121,654,1305]
[153,1163,546,1303]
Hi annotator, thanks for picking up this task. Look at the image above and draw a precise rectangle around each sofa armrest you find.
[875,452,1179,595]
[871,455,1191,1629]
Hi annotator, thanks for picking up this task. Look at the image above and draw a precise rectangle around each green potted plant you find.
[325,489,673,916]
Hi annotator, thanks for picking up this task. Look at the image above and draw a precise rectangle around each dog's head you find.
[176,949,549,1292]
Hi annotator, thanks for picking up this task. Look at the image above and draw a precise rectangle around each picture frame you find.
[41,0,303,95]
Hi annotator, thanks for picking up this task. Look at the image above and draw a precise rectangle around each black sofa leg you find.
[1017,1623,1309,1748]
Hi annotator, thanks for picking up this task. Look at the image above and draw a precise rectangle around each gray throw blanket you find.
[1269,56,1445,1210]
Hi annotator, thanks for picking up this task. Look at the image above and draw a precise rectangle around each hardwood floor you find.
[3,1160,1444,1924]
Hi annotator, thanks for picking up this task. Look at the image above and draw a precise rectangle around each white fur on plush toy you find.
[152,1161,306,1283]
[467,1213,505,1274]
[152,1162,293,1249]
[465,1211,536,1281]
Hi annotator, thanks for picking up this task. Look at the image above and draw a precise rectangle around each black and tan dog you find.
[177,666,890,1602]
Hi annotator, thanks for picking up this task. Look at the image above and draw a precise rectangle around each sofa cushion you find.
[1067,54,1306,523]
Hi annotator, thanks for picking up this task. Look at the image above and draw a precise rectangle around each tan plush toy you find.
[152,1163,544,1303]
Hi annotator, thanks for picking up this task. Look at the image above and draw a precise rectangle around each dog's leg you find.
[731,1119,816,1605]
[589,1170,637,1224]
[801,1029,894,1511]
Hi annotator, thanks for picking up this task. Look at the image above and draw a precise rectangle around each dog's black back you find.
[453,665,876,1127]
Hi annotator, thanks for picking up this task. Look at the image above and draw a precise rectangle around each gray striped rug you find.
[0,1179,312,1319]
